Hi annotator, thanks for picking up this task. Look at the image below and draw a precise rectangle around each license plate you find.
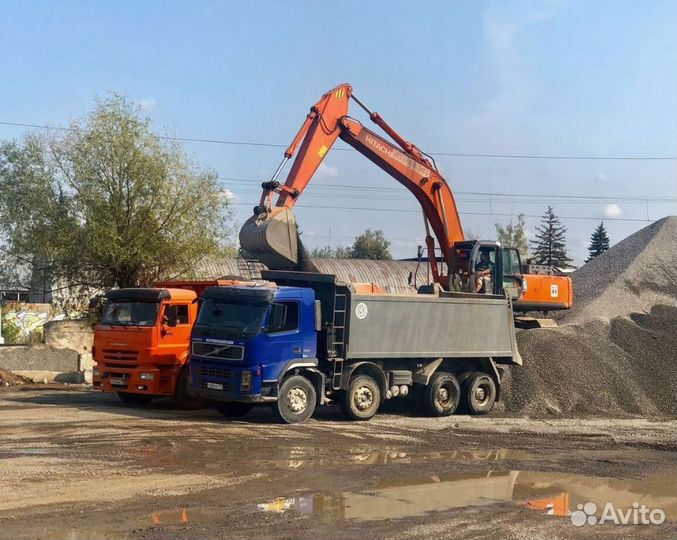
[110,378,126,387]
[206,382,223,391]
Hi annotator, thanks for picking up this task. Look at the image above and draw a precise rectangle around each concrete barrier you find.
[0,345,89,383]
[44,320,94,352]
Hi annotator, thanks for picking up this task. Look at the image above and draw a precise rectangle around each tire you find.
[272,375,317,424]
[341,375,381,421]
[463,372,497,415]
[174,366,209,410]
[215,401,254,418]
[117,392,154,406]
[424,371,460,417]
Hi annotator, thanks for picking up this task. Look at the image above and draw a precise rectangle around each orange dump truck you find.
[92,280,242,408]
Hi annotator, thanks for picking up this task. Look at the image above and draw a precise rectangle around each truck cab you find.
[190,284,318,419]
[92,287,204,407]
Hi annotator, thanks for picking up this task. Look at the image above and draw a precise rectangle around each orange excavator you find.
[240,83,572,314]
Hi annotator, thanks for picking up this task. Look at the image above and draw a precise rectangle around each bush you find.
[1,318,25,344]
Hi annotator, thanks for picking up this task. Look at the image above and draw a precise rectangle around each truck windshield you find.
[196,298,267,339]
[101,302,159,327]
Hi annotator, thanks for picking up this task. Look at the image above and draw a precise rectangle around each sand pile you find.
[501,216,677,417]
[0,367,31,387]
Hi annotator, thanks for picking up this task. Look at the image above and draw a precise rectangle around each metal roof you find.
[193,257,425,295]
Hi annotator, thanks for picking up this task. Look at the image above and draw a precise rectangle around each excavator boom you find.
[240,83,463,284]
[240,83,572,315]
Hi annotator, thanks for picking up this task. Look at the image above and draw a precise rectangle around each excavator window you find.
[474,247,497,294]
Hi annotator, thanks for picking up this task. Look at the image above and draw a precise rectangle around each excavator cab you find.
[449,241,523,298]
[449,242,497,294]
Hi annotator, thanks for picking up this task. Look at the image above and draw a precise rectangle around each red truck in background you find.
[92,280,244,408]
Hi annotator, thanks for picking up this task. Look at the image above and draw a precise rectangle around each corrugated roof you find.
[194,257,425,295]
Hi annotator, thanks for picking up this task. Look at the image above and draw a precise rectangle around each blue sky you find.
[1,0,675,263]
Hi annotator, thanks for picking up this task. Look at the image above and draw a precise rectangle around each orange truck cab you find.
[92,280,242,408]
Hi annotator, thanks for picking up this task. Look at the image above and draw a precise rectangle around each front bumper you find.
[92,365,177,396]
[197,388,276,403]
[191,359,274,403]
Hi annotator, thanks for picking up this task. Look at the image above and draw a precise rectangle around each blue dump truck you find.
[190,270,522,424]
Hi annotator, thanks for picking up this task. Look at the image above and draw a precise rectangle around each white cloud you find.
[316,162,338,178]
[139,97,156,112]
[595,172,612,185]
[604,203,622,218]
[220,188,238,203]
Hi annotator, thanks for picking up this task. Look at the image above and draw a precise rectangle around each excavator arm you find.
[241,83,463,286]
[240,83,573,315]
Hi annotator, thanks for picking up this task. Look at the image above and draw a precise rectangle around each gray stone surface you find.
[0,345,80,372]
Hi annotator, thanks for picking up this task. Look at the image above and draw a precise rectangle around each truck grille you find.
[102,350,139,370]
[199,366,235,379]
[103,349,138,361]
[191,342,244,361]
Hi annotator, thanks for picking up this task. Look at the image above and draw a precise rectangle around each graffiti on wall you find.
[1,303,62,338]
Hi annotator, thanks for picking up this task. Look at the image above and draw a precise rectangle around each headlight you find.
[93,367,100,377]
[240,370,252,391]
[139,372,154,380]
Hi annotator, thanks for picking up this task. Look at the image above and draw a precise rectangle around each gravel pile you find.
[560,216,677,323]
[500,216,677,417]
[0,367,31,387]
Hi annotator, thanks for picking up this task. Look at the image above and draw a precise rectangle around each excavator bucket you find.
[239,207,299,270]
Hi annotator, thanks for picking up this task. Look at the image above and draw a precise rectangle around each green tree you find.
[495,214,529,258]
[586,222,610,262]
[350,229,392,260]
[309,245,335,258]
[309,229,392,260]
[530,206,572,268]
[0,94,234,294]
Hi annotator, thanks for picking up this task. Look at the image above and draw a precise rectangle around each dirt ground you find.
[0,386,675,540]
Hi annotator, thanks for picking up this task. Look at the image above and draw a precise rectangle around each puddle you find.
[8,468,675,538]
[132,444,533,472]
[257,468,677,522]
[264,447,530,470]
[0,447,59,458]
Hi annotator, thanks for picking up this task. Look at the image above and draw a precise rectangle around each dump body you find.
[192,271,522,422]
[264,270,521,365]
[345,293,520,363]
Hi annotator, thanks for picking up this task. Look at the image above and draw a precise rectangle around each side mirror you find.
[266,303,287,333]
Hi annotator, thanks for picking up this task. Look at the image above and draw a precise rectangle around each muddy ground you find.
[0,386,675,540]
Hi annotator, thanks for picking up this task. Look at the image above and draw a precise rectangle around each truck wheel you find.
[117,392,154,406]
[272,375,317,424]
[463,372,496,415]
[174,367,209,410]
[424,372,460,417]
[341,375,381,421]
[215,401,254,418]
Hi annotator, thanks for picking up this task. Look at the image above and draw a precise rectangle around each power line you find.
[230,202,653,222]
[228,187,676,205]
[219,177,677,202]
[1,120,675,161]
